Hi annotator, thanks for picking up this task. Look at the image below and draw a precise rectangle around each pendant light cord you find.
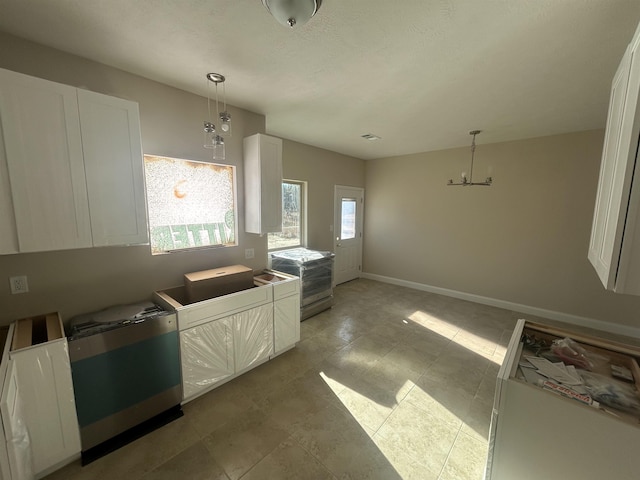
[207,77,214,124]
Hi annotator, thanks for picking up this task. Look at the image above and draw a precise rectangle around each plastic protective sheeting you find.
[233,304,273,373]
[7,414,33,480]
[10,339,80,476]
[274,295,299,354]
[270,248,333,305]
[180,319,234,400]
[1,360,33,480]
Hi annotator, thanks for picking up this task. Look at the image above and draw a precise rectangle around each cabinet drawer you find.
[254,270,300,300]
[273,277,299,300]
[155,283,273,331]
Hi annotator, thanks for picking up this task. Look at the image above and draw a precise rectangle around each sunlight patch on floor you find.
[318,370,473,478]
[408,310,502,364]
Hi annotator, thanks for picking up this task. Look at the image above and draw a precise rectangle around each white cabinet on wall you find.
[0,67,148,254]
[0,67,92,253]
[589,22,640,294]
[243,133,283,234]
[78,89,148,246]
[0,127,18,255]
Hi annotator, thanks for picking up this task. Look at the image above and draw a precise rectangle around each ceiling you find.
[1,1,639,160]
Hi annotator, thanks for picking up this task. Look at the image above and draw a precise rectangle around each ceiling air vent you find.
[361,133,381,141]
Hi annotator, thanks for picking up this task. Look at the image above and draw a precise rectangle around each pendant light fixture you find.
[203,72,232,161]
[447,130,493,186]
[262,0,322,28]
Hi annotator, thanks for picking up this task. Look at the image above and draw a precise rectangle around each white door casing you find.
[334,185,364,285]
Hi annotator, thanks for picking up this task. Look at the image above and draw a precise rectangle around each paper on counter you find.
[525,356,582,385]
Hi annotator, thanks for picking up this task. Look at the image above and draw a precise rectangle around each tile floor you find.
[45,278,533,480]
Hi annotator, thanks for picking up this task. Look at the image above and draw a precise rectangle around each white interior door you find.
[334,185,364,285]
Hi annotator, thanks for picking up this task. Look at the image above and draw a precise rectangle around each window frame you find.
[268,179,307,251]
[143,154,238,255]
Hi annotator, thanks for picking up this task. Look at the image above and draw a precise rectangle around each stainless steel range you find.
[270,248,334,319]
[68,302,182,463]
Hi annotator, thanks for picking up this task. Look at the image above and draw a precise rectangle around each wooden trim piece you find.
[46,312,63,341]
[12,317,32,350]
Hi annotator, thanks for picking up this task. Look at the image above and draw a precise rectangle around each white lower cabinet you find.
[179,317,234,402]
[486,319,640,480]
[155,275,300,404]
[274,295,300,355]
[10,338,80,478]
[233,304,273,374]
[1,324,32,480]
[254,270,301,356]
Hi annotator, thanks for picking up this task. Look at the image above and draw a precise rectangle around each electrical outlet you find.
[245,248,255,259]
[9,275,29,294]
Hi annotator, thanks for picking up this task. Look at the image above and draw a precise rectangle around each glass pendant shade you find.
[219,111,232,136]
[262,0,321,28]
[203,121,216,149]
[203,73,230,161]
[212,135,225,161]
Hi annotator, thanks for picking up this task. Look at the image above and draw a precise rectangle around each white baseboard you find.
[360,272,640,339]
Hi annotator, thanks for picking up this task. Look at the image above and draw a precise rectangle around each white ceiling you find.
[0,1,639,160]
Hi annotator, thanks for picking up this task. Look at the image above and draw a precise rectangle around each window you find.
[268,180,305,250]
[340,198,357,240]
[144,154,237,254]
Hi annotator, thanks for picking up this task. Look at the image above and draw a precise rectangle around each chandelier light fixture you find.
[262,0,322,28]
[447,130,493,187]
[203,72,232,161]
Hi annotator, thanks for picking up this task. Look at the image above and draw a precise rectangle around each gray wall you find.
[364,130,640,330]
[3,32,637,334]
[282,139,365,252]
[0,32,365,325]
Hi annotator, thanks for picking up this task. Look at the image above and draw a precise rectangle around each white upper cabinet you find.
[0,124,18,254]
[0,68,92,252]
[0,67,148,254]
[589,22,640,294]
[243,133,283,234]
[78,89,148,246]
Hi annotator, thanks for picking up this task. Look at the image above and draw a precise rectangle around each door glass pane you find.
[341,198,356,240]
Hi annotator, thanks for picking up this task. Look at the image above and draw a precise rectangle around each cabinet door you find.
[0,125,17,254]
[588,49,633,289]
[233,304,274,373]
[78,89,149,246]
[0,359,32,480]
[180,318,234,402]
[244,134,283,234]
[589,24,640,294]
[612,29,640,293]
[274,294,300,355]
[0,68,91,252]
[11,339,80,476]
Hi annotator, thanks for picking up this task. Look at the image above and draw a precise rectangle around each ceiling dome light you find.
[262,0,322,28]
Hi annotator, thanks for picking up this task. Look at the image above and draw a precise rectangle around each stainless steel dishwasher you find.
[67,302,182,464]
